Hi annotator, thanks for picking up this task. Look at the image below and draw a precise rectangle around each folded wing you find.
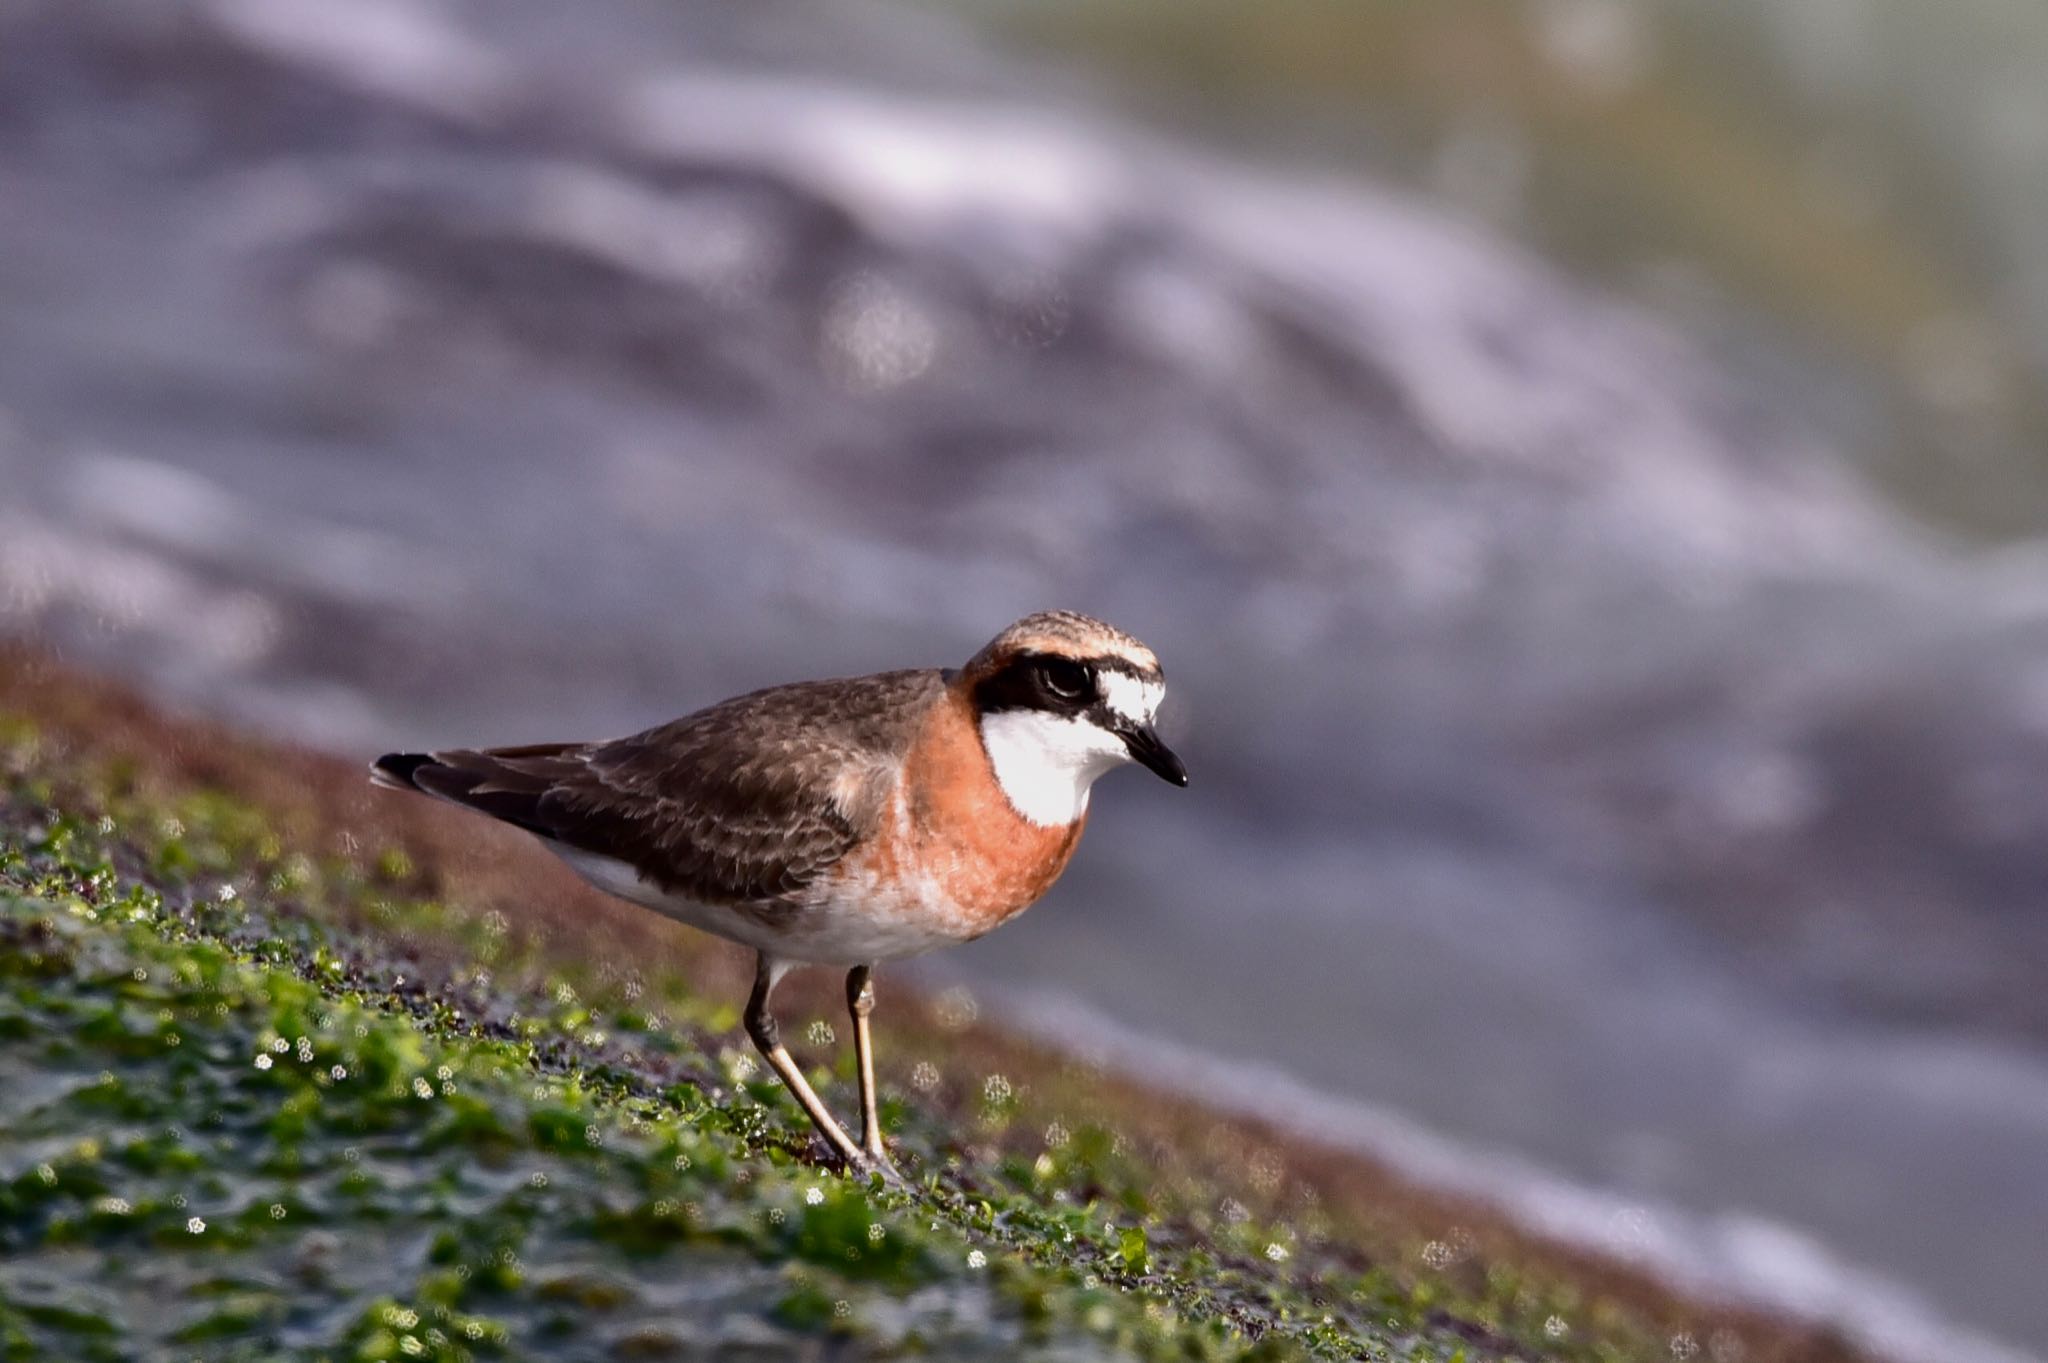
[373,669,943,906]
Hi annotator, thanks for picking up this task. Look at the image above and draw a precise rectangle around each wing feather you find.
[376,669,942,905]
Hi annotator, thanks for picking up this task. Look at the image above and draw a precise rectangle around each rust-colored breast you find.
[868,686,1086,937]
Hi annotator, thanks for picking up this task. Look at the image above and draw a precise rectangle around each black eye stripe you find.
[1088,658,1160,685]
[972,651,1120,716]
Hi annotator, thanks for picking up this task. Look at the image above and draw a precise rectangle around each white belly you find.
[552,846,990,966]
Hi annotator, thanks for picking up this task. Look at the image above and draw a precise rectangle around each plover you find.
[371,610,1185,1176]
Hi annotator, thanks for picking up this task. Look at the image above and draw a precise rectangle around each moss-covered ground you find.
[0,653,1872,1362]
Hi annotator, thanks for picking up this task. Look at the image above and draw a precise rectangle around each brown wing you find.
[374,669,944,905]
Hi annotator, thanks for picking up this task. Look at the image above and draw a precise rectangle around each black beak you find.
[1120,723,1189,787]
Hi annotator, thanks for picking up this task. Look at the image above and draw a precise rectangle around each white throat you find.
[978,710,1129,827]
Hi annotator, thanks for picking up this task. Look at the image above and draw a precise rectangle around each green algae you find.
[0,884,1191,1360]
[0,717,1685,1363]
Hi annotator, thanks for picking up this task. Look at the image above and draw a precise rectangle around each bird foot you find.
[844,1145,910,1192]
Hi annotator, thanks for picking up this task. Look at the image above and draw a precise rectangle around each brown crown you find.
[963,610,1160,679]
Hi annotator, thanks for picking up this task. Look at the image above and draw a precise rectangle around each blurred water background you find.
[2,1,2045,1358]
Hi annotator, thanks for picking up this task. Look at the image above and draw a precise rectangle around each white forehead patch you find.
[1099,671,1163,725]
[980,709,1130,827]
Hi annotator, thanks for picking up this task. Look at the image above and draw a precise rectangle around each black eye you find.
[1035,657,1091,702]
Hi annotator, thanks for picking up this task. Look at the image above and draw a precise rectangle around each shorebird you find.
[371,610,1186,1177]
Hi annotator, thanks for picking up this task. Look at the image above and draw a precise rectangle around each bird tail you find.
[369,751,436,793]
[368,744,582,841]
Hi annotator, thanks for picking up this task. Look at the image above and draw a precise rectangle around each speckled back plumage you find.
[384,669,946,906]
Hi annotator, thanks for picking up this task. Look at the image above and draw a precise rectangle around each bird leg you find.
[845,965,891,1166]
[744,953,861,1167]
